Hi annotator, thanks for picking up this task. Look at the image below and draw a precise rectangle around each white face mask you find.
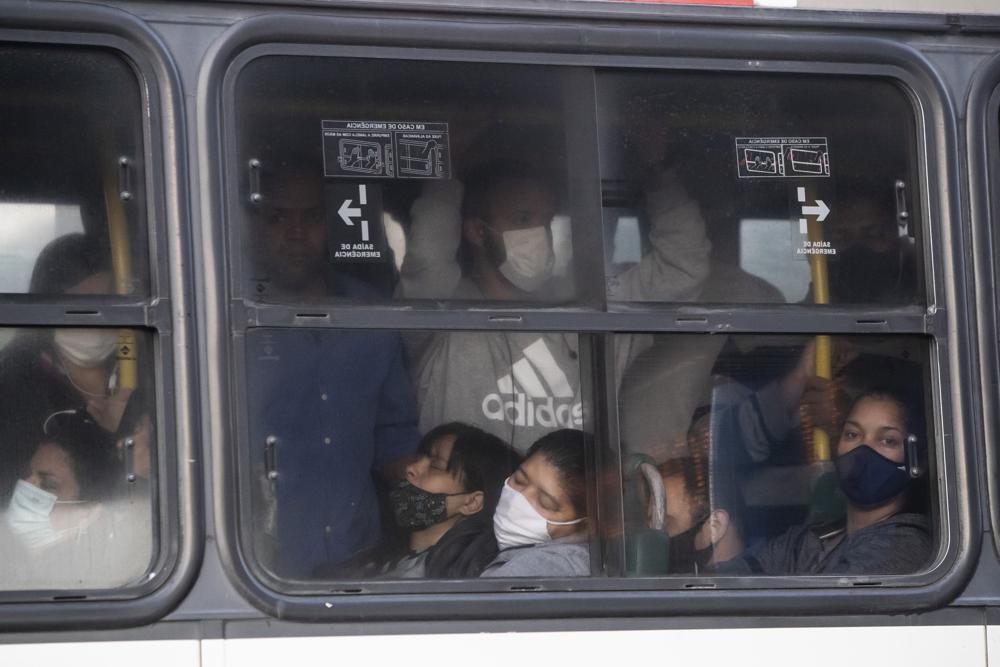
[6,479,62,550]
[53,328,118,368]
[497,226,555,293]
[492,478,585,551]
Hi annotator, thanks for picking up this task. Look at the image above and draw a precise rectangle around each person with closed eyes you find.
[481,428,591,578]
[716,390,931,576]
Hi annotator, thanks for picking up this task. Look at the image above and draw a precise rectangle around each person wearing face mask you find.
[716,390,931,575]
[400,159,710,453]
[481,429,590,578]
[0,409,121,588]
[361,422,521,579]
[657,446,746,575]
[0,234,142,506]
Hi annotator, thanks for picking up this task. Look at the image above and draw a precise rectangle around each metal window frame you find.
[0,1,201,631]
[198,9,976,621]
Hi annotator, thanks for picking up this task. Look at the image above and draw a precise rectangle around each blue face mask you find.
[834,444,911,509]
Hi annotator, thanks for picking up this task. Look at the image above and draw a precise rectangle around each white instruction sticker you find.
[735,137,830,178]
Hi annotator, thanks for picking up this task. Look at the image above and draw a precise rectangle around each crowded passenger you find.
[658,439,746,574]
[717,389,931,575]
[481,429,590,577]
[400,157,712,452]
[0,234,144,506]
[356,422,521,578]
[244,161,419,578]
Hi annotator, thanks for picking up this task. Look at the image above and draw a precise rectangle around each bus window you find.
[232,56,588,305]
[0,327,157,591]
[617,333,935,577]
[242,327,596,582]
[0,46,151,297]
[598,72,923,306]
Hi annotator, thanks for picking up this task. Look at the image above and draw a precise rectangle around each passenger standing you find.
[245,165,420,577]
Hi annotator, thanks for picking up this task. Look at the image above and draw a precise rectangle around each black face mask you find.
[668,516,713,574]
[829,245,904,303]
[834,444,911,510]
[389,481,460,530]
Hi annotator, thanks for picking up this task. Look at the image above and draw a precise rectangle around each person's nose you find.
[405,458,425,482]
[25,472,41,488]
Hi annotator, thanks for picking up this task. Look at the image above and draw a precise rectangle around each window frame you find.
[967,50,1000,578]
[202,10,975,621]
[0,2,200,630]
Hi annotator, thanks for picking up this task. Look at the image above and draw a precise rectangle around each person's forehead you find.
[33,442,72,472]
[429,434,457,462]
[848,397,905,427]
[488,178,553,209]
[265,179,323,208]
[523,453,565,497]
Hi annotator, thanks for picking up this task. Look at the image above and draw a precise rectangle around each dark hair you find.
[29,233,110,295]
[457,160,554,274]
[418,422,522,578]
[658,416,746,534]
[525,428,587,515]
[417,422,521,515]
[39,409,117,501]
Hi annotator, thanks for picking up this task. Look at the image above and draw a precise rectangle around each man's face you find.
[481,179,555,262]
[257,179,327,293]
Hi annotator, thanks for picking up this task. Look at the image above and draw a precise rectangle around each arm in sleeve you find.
[712,379,802,465]
[398,179,464,299]
[372,334,421,476]
[608,168,712,302]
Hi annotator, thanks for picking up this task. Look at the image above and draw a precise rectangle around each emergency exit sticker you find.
[326,183,387,263]
[322,120,451,179]
[735,137,831,178]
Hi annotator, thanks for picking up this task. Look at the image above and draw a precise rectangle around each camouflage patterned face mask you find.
[389,480,463,530]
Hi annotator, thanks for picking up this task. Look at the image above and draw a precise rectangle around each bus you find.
[1,0,999,663]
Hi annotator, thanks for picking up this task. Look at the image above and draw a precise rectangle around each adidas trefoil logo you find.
[481,338,583,429]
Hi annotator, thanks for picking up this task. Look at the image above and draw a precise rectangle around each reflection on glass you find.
[235,56,577,304]
[244,328,595,582]
[618,334,933,577]
[599,72,923,306]
[0,46,150,296]
[0,328,156,590]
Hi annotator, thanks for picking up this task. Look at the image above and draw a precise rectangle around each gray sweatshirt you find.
[717,512,932,576]
[481,535,591,578]
[400,172,713,452]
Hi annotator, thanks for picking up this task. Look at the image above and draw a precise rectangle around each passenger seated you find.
[376,422,520,578]
[659,451,746,574]
[4,409,115,554]
[717,390,931,575]
[481,429,589,577]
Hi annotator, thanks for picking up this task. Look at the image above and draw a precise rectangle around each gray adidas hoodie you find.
[399,171,713,453]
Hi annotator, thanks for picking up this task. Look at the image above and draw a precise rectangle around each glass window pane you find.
[599,72,924,306]
[617,333,935,577]
[0,46,151,297]
[0,327,157,591]
[233,56,588,305]
[243,328,596,583]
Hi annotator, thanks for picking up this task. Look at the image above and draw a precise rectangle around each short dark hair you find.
[526,428,587,515]
[40,409,117,501]
[29,233,109,295]
[419,422,521,515]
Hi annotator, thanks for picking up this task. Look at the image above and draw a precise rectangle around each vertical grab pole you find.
[105,156,137,391]
[806,217,831,461]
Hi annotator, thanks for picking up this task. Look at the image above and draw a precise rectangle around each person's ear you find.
[463,217,487,249]
[707,509,731,545]
[458,490,485,516]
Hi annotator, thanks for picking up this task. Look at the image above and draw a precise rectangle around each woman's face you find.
[508,453,582,539]
[25,442,80,502]
[837,397,907,464]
